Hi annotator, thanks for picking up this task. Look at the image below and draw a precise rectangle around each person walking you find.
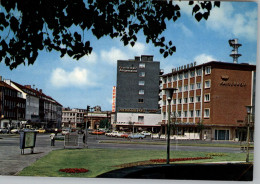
[50,133,55,146]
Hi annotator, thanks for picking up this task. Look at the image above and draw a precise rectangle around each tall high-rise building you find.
[114,55,163,132]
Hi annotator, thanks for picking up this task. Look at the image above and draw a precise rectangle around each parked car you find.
[10,129,19,134]
[61,129,70,135]
[128,133,146,139]
[91,130,105,135]
[0,128,8,134]
[36,128,46,133]
[121,132,130,138]
[141,131,151,136]
[106,131,118,137]
[113,131,125,137]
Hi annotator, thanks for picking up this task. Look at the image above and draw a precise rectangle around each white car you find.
[141,131,151,136]
[10,129,19,134]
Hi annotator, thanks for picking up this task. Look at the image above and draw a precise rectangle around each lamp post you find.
[163,87,177,164]
[245,105,253,163]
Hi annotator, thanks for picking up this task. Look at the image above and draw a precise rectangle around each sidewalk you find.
[0,135,64,176]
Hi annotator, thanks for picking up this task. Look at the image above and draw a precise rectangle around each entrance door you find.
[215,130,229,140]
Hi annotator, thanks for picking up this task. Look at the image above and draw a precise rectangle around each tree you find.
[0,0,220,69]
[197,119,205,140]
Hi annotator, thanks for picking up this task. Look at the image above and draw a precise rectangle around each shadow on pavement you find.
[97,163,253,181]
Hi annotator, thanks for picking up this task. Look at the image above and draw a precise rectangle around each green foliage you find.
[99,118,110,128]
[0,0,220,69]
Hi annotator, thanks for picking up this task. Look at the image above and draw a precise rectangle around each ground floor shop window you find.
[215,130,229,140]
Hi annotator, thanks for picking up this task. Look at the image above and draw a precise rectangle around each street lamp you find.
[163,87,177,164]
[245,105,253,162]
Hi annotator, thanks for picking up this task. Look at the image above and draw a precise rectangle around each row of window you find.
[164,108,210,119]
[172,94,210,104]
[166,66,211,82]
[175,80,211,92]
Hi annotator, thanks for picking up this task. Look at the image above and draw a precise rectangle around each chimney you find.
[39,89,42,93]
[25,85,31,89]
[0,76,2,81]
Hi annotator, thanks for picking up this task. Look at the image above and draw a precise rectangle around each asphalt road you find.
[0,133,248,176]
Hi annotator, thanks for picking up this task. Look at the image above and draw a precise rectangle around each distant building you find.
[0,76,62,129]
[114,55,163,132]
[161,61,256,141]
[62,108,86,128]
[0,78,26,128]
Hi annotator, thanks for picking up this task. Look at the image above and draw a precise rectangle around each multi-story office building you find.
[114,55,163,132]
[161,61,256,141]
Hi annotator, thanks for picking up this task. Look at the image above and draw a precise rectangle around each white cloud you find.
[194,54,217,65]
[177,2,257,42]
[127,42,146,55]
[50,67,96,88]
[101,47,128,65]
[206,2,257,41]
[101,42,147,65]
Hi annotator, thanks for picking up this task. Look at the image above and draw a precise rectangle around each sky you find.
[0,1,258,111]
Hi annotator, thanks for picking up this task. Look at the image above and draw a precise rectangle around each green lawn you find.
[18,148,254,178]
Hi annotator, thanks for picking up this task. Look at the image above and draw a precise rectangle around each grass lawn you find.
[18,148,254,178]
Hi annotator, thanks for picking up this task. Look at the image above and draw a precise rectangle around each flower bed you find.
[59,168,89,173]
[150,157,212,163]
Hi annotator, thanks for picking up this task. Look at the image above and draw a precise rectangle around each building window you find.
[189,110,194,117]
[167,76,172,82]
[190,84,194,90]
[178,86,182,92]
[178,98,182,104]
[196,96,201,102]
[196,82,201,89]
[139,72,145,77]
[190,71,195,77]
[205,66,211,75]
[138,99,144,103]
[184,111,188,118]
[204,94,210,102]
[196,69,202,76]
[184,98,188,103]
[138,116,144,122]
[177,111,181,117]
[184,85,188,91]
[139,90,144,95]
[184,72,188,79]
[189,97,194,103]
[178,74,183,80]
[205,80,211,88]
[139,63,145,68]
[173,99,176,104]
[163,112,166,119]
[196,110,201,117]
[173,75,177,81]
[204,108,210,118]
[139,81,145,86]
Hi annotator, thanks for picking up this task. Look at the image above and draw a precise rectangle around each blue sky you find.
[0,1,258,111]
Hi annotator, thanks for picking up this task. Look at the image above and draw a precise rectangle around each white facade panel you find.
[116,112,161,126]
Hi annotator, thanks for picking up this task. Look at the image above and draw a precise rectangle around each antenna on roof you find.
[229,38,242,64]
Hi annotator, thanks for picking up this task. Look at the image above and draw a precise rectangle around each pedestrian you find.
[83,133,85,143]
[50,133,55,146]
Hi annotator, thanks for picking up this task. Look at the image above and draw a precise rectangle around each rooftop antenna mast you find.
[229,38,242,64]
